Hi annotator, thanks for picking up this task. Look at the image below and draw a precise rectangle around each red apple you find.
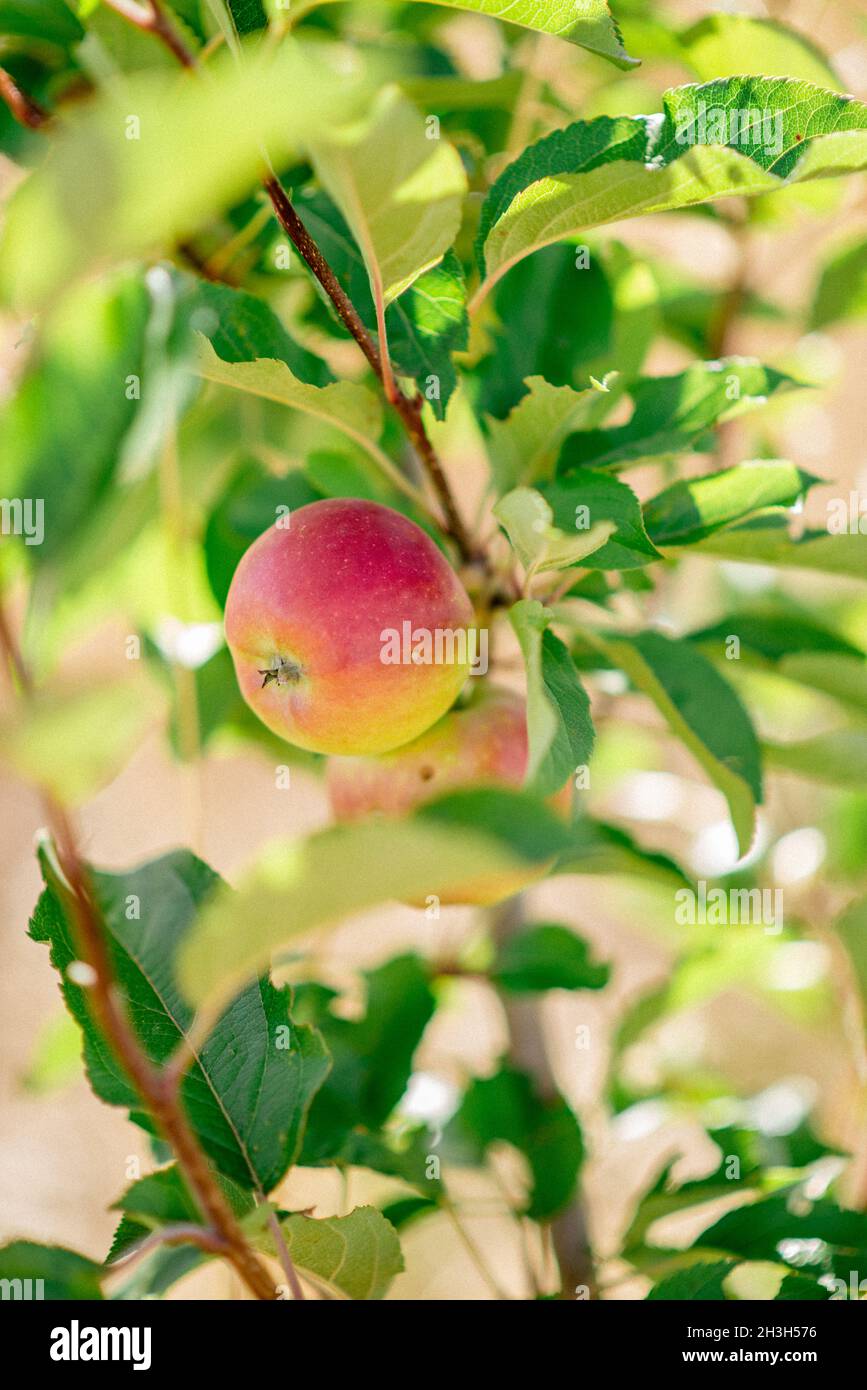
[326,685,572,904]
[224,499,475,755]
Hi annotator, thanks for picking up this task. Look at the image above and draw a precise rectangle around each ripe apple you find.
[225,498,475,755]
[326,685,572,904]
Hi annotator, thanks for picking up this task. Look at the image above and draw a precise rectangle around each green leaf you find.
[554,816,692,889]
[810,235,867,329]
[178,789,575,1010]
[194,335,385,466]
[689,609,864,664]
[492,923,610,993]
[0,676,165,806]
[494,487,616,577]
[765,731,867,787]
[203,458,322,608]
[21,1009,82,1094]
[541,470,661,569]
[679,15,842,87]
[645,460,818,547]
[486,375,605,493]
[0,41,367,310]
[270,1206,403,1300]
[476,79,867,298]
[695,1191,867,1281]
[0,268,150,565]
[445,1065,584,1221]
[688,516,867,579]
[509,600,595,798]
[309,85,466,312]
[296,956,436,1167]
[0,0,83,45]
[295,191,467,418]
[559,361,802,473]
[834,898,867,1029]
[0,1242,103,1300]
[294,0,637,68]
[111,1162,254,1233]
[588,630,763,856]
[647,1260,737,1300]
[30,847,330,1193]
[476,242,657,420]
[179,273,332,386]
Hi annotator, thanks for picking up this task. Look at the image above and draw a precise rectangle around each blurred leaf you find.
[0,41,366,309]
[693,1191,867,1282]
[810,235,867,329]
[765,731,867,787]
[444,1064,583,1221]
[0,1242,103,1299]
[379,1195,438,1231]
[0,677,165,806]
[295,0,637,67]
[560,362,801,474]
[296,956,436,1170]
[590,630,763,856]
[203,458,322,608]
[492,923,610,993]
[309,85,466,310]
[510,599,594,798]
[690,610,863,663]
[647,1260,736,1300]
[177,789,575,1010]
[476,79,867,296]
[487,376,603,493]
[494,487,615,576]
[689,516,867,579]
[0,268,150,562]
[646,461,817,547]
[834,898,867,1030]
[0,0,84,45]
[268,1206,402,1300]
[21,1009,81,1094]
[30,847,330,1193]
[541,470,661,570]
[555,816,692,889]
[679,15,841,87]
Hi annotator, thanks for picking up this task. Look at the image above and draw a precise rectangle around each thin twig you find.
[0,67,48,129]
[0,599,281,1303]
[109,1222,230,1269]
[99,0,479,565]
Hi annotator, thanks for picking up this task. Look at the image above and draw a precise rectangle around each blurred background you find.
[2,0,867,1298]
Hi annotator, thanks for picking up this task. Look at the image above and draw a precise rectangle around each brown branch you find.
[0,66,48,130]
[99,0,478,564]
[491,896,598,1300]
[102,0,197,68]
[263,179,476,561]
[0,602,281,1302]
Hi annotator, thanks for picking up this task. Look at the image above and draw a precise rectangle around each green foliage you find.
[4,1,867,1305]
[30,847,330,1193]
[445,1064,584,1220]
[492,924,610,993]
